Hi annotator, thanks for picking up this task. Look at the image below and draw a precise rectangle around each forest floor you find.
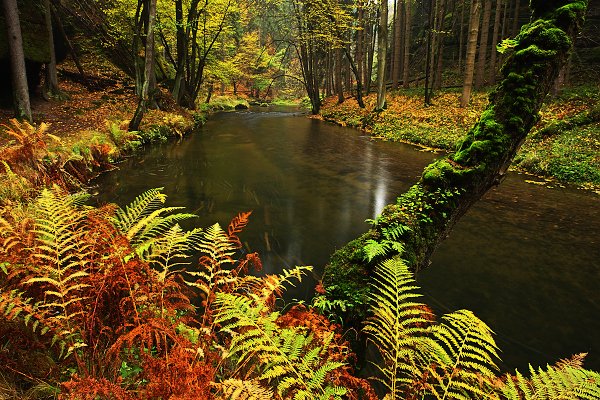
[0,61,199,203]
[319,87,600,192]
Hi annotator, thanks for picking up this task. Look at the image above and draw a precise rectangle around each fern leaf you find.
[215,292,346,399]
[363,239,390,262]
[364,258,433,397]
[227,211,252,247]
[500,358,600,400]
[216,379,273,400]
[111,187,167,233]
[425,309,500,400]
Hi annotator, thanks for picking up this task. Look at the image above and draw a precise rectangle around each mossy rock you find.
[0,0,50,63]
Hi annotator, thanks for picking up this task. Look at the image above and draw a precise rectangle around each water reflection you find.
[95,107,600,372]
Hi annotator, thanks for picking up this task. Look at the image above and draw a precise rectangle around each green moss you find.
[321,234,373,322]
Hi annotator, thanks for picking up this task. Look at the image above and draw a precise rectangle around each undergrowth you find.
[0,184,598,399]
[321,87,600,189]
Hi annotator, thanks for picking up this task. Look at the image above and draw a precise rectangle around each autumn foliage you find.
[0,186,365,399]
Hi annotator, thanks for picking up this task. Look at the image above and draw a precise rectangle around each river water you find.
[95,107,600,372]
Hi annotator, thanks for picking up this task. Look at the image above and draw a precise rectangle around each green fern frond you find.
[216,379,273,400]
[500,356,600,400]
[363,239,392,262]
[186,223,239,297]
[364,257,434,397]
[253,266,312,307]
[214,292,346,400]
[381,223,410,241]
[139,225,203,281]
[111,188,199,266]
[195,223,238,266]
[111,187,167,233]
[27,186,91,322]
[425,309,500,400]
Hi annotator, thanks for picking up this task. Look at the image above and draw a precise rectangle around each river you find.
[95,107,600,373]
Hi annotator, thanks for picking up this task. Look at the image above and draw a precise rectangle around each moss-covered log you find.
[321,0,589,322]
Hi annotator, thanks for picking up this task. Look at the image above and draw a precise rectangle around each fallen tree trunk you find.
[321,0,588,321]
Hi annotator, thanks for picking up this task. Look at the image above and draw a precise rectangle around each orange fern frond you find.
[61,375,134,400]
[138,345,215,400]
[227,211,252,248]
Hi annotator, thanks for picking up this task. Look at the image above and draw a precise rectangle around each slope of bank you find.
[320,88,600,191]
[0,62,199,205]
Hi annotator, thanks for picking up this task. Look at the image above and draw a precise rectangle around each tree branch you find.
[321,0,589,322]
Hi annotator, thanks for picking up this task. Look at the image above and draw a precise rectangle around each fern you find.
[363,222,410,262]
[365,257,500,400]
[425,309,500,399]
[185,223,238,300]
[364,258,434,398]
[214,292,347,400]
[26,187,91,325]
[216,379,274,400]
[499,354,600,400]
[140,224,203,281]
[111,188,197,255]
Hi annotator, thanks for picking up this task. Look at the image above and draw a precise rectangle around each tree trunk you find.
[366,14,377,94]
[391,0,402,89]
[424,0,434,105]
[475,0,492,88]
[322,0,588,324]
[356,1,364,90]
[336,48,344,103]
[172,0,186,104]
[432,0,447,91]
[2,0,31,121]
[488,0,503,84]
[460,0,481,107]
[402,0,411,88]
[129,0,157,131]
[458,0,466,74]
[50,2,84,76]
[376,0,388,111]
[343,48,365,108]
[42,0,60,99]
[511,0,521,37]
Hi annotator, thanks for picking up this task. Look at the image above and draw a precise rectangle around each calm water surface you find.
[95,107,600,372]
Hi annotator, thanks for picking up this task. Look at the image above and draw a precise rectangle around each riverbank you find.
[319,87,600,191]
[0,62,199,205]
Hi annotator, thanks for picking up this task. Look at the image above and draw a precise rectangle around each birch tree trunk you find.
[2,0,32,121]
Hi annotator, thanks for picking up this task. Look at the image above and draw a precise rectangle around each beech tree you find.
[322,0,589,320]
[129,0,157,131]
[2,0,31,121]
